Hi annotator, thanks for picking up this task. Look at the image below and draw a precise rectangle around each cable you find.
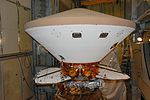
[143,43,150,79]
[17,56,35,94]
[6,0,30,10]
[22,56,32,68]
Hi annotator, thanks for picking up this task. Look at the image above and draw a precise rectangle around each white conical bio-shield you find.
[25,8,135,63]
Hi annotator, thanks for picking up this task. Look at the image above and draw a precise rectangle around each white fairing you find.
[35,68,71,84]
[36,68,60,77]
[96,69,130,80]
[26,25,134,63]
[35,66,129,84]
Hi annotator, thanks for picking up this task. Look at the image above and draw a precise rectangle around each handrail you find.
[0,51,32,61]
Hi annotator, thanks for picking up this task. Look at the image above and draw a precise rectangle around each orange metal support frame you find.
[81,0,113,6]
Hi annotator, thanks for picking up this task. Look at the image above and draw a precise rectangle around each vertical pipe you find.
[31,1,38,100]
[57,0,59,13]
[31,0,38,76]
[46,0,51,15]
[0,11,5,97]
[51,0,55,14]
[54,0,58,13]
[124,0,126,18]
[119,0,122,17]
[131,0,137,21]
[112,0,115,15]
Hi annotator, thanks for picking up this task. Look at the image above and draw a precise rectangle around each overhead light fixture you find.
[134,30,144,44]
[132,32,143,44]
[137,37,143,42]
[134,31,150,44]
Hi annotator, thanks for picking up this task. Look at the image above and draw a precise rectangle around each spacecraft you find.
[25,8,135,94]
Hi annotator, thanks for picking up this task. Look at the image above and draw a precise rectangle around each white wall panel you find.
[0,0,33,100]
[0,0,32,54]
[0,57,33,100]
[1,1,19,54]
